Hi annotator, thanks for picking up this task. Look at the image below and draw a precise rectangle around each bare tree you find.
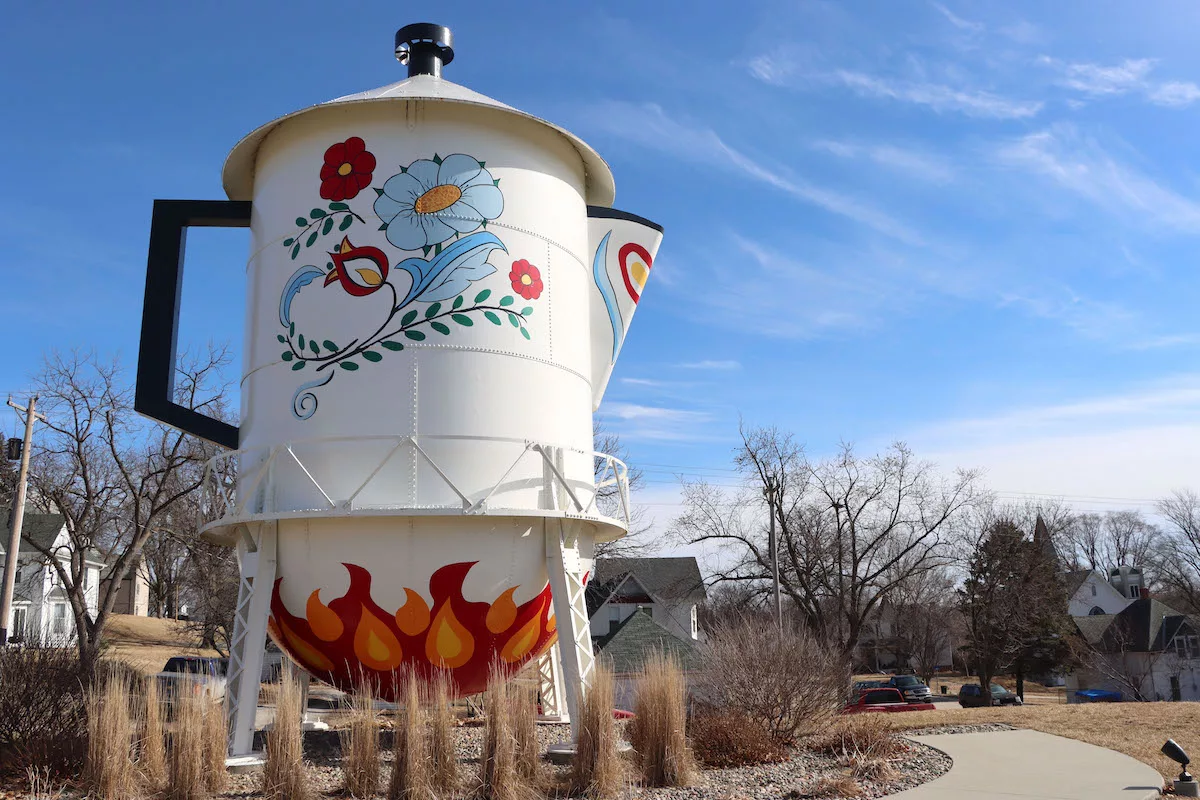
[1060,510,1160,574]
[672,424,981,655]
[23,348,230,679]
[1156,490,1200,616]
[887,569,957,684]
[181,540,240,656]
[593,419,652,558]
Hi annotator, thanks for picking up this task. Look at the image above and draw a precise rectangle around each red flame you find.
[269,561,555,699]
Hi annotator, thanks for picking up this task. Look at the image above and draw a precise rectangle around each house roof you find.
[586,557,706,617]
[594,609,702,674]
[1064,569,1094,599]
[1073,597,1196,652]
[0,507,105,565]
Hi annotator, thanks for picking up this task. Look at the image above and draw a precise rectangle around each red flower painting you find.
[509,260,543,300]
[320,137,376,201]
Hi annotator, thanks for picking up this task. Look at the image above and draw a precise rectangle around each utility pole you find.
[764,476,782,636]
[1,395,46,645]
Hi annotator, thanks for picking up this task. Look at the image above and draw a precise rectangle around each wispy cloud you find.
[831,70,1043,119]
[598,402,716,442]
[581,101,922,244]
[995,125,1200,234]
[930,2,983,33]
[812,140,955,184]
[1042,56,1200,107]
[677,360,741,371]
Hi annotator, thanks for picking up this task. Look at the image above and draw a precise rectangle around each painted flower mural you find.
[275,139,539,419]
[374,154,504,252]
[509,260,543,300]
[319,137,376,202]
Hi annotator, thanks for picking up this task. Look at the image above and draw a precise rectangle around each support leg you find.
[536,642,568,723]
[226,521,277,760]
[545,517,595,743]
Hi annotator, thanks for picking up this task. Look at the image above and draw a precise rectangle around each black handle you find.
[135,199,251,450]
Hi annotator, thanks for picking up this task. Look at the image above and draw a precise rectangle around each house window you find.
[1089,606,1105,616]
[52,604,68,636]
[691,605,698,638]
[13,565,20,584]
[1091,585,1097,597]
[10,607,26,642]
[1130,586,1140,599]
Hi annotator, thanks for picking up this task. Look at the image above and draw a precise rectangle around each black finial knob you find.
[395,23,454,78]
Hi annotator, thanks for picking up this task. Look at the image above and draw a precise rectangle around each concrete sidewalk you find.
[892,729,1163,800]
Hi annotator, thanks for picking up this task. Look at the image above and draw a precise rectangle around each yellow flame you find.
[395,588,431,636]
[486,587,519,634]
[278,617,335,672]
[354,606,404,671]
[306,589,344,642]
[546,614,557,633]
[425,602,474,669]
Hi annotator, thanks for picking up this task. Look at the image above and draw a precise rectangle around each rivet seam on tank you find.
[410,355,418,499]
[545,239,553,362]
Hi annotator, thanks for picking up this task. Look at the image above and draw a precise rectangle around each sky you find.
[4,0,1200,554]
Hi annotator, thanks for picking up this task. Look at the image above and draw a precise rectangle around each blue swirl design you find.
[280,265,325,327]
[592,230,623,361]
[291,372,335,420]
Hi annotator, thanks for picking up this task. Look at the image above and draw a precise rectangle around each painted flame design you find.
[269,561,556,699]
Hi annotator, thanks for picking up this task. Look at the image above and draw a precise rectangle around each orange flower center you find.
[337,162,354,177]
[520,274,533,286]
[414,184,463,214]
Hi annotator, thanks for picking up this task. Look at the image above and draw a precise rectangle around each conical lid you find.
[222,25,615,206]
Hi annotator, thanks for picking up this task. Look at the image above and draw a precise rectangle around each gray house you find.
[586,556,707,643]
[1,508,104,643]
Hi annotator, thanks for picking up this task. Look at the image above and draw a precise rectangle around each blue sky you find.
[4,0,1200,539]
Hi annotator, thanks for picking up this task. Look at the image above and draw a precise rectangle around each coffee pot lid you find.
[222,23,616,206]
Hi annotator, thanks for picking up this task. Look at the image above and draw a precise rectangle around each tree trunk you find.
[1015,658,1025,700]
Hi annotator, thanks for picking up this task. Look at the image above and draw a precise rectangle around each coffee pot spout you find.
[586,207,663,409]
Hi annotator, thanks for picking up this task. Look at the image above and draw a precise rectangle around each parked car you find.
[843,687,937,714]
[156,656,228,702]
[958,683,1024,707]
[887,675,934,703]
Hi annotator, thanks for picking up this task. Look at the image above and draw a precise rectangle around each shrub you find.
[812,715,904,784]
[697,619,848,745]
[428,671,458,797]
[630,652,694,788]
[803,773,864,799]
[167,691,206,800]
[689,709,787,768]
[571,661,625,797]
[264,669,310,800]
[85,670,138,800]
[341,678,380,798]
[389,674,431,800]
[0,639,87,777]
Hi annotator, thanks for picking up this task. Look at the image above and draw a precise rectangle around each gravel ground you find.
[901,723,1015,736]
[8,721,955,799]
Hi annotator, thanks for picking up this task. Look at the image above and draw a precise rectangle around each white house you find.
[1065,569,1136,617]
[1,508,104,643]
[586,557,707,643]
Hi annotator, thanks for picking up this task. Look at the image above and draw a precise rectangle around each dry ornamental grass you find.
[477,669,538,800]
[203,698,229,793]
[630,652,695,788]
[137,677,168,791]
[263,670,311,800]
[85,671,138,800]
[571,661,626,798]
[167,691,207,800]
[341,679,381,798]
[428,672,459,797]
[389,674,432,800]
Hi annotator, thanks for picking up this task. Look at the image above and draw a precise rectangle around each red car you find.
[843,687,936,714]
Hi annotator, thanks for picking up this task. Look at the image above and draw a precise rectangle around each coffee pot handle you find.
[135,199,251,450]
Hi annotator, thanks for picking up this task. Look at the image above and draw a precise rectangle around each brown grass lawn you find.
[100,614,220,675]
[880,702,1200,779]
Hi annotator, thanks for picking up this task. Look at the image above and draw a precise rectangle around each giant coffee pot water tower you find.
[135,23,662,759]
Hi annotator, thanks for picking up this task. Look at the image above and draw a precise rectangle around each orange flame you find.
[426,602,475,669]
[354,606,404,671]
[486,587,518,634]
[395,588,431,636]
[280,618,335,672]
[307,589,344,642]
[501,597,546,663]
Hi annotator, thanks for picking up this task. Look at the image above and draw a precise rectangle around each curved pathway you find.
[891,729,1163,800]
